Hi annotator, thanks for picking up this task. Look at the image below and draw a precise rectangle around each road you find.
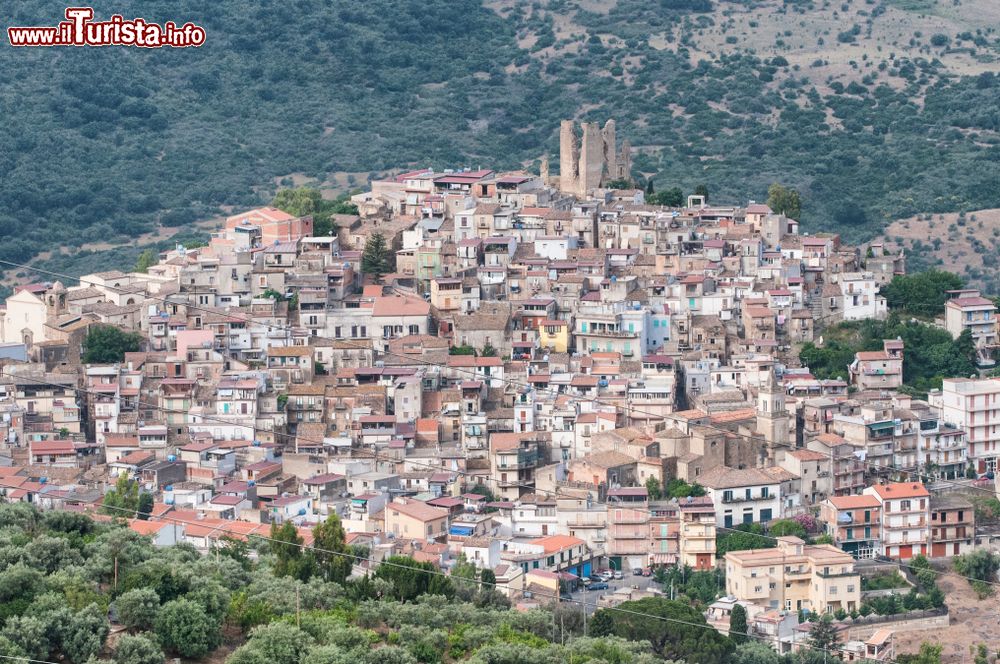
[568,571,660,614]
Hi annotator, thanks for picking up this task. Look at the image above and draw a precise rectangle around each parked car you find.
[632,567,643,576]
[600,571,613,581]
[642,567,652,577]
[588,582,609,591]
[613,570,623,580]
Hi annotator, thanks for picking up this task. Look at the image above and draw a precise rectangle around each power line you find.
[3,261,998,591]
[4,368,999,597]
[0,493,926,663]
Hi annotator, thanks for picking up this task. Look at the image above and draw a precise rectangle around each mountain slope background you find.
[2,0,1000,287]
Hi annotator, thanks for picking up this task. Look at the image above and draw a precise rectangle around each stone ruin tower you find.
[555,119,632,197]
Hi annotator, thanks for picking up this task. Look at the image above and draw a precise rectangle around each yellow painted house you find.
[538,319,569,353]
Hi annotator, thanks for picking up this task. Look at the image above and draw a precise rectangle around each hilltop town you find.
[1,119,999,660]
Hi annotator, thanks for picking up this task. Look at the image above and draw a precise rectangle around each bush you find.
[115,588,160,631]
[154,598,221,658]
[113,634,164,664]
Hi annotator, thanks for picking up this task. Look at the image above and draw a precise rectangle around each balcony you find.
[497,449,538,469]
[721,493,775,504]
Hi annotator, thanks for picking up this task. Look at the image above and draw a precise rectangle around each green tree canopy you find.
[593,597,733,664]
[114,587,160,631]
[102,475,140,517]
[82,325,143,364]
[806,614,842,656]
[113,633,164,664]
[728,603,749,645]
[881,270,965,317]
[649,187,684,207]
[361,233,392,282]
[766,183,802,220]
[374,556,454,602]
[312,513,354,584]
[269,521,316,581]
[133,249,158,273]
[154,598,221,659]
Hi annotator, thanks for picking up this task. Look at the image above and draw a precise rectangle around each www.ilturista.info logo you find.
[7,7,205,47]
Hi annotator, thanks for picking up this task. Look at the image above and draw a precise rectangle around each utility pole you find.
[296,584,301,628]
[113,555,118,592]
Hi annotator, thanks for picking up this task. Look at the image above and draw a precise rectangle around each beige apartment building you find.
[384,498,450,540]
[725,536,860,614]
[678,496,717,570]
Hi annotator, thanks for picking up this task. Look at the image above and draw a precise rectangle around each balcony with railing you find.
[721,492,775,504]
[497,448,538,470]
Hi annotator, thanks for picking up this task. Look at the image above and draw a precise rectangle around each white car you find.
[613,570,623,580]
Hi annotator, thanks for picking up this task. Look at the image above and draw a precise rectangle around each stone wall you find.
[845,608,949,640]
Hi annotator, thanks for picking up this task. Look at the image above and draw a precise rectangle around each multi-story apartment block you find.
[819,494,882,559]
[677,496,716,570]
[944,289,997,367]
[929,494,975,558]
[606,487,649,571]
[937,377,1000,474]
[863,482,930,560]
[849,339,903,392]
[725,536,861,614]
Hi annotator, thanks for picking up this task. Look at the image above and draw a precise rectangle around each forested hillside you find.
[2,0,1000,278]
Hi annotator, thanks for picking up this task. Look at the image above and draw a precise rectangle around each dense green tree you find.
[806,614,842,657]
[1,615,51,661]
[0,637,28,664]
[594,597,733,663]
[312,513,354,584]
[57,604,109,664]
[154,598,221,659]
[767,519,807,538]
[374,556,454,602]
[273,187,321,218]
[881,271,965,317]
[717,524,776,555]
[136,493,154,521]
[800,315,977,395]
[102,475,140,517]
[954,549,1000,593]
[645,476,662,500]
[898,642,943,664]
[664,478,706,498]
[588,609,615,638]
[694,184,709,202]
[269,521,316,581]
[649,187,684,207]
[766,183,802,220]
[361,233,392,282]
[728,603,749,645]
[227,623,315,664]
[731,641,782,664]
[134,249,158,273]
[82,325,143,364]
[115,588,160,631]
[113,633,164,664]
